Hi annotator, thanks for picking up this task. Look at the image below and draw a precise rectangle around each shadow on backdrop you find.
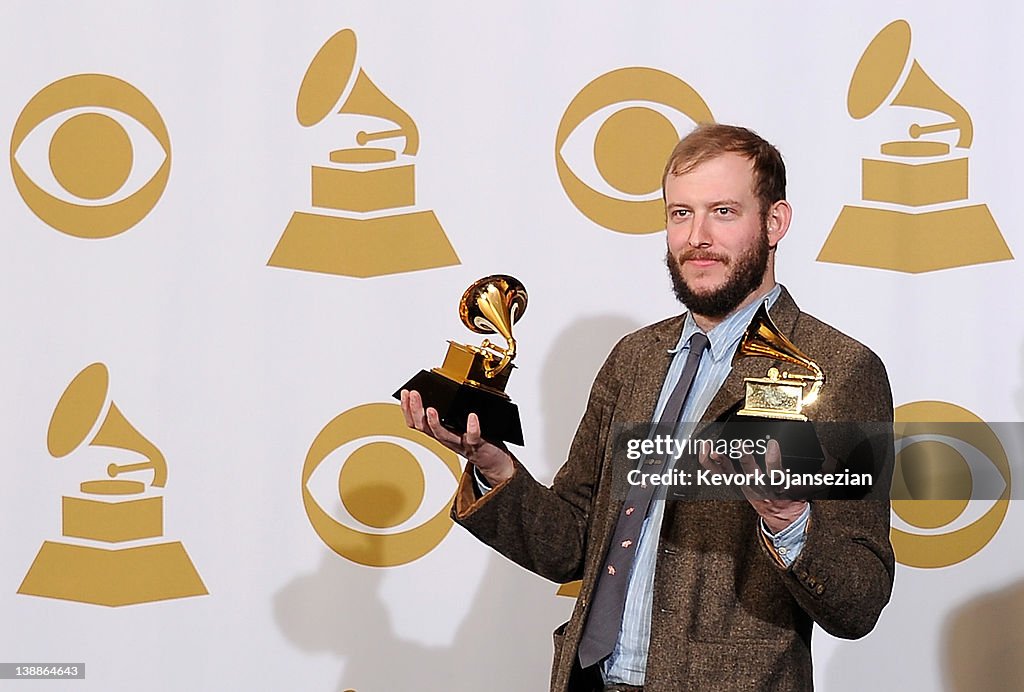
[539,315,642,478]
[274,549,569,691]
[943,576,1024,689]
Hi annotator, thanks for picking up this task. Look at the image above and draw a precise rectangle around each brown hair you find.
[662,123,786,217]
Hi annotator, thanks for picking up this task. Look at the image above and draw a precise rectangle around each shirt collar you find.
[668,283,783,362]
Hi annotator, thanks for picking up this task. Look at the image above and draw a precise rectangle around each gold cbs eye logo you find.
[891,401,1010,569]
[10,74,171,238]
[555,67,713,235]
[301,403,461,567]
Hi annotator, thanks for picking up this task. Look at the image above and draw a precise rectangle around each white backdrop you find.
[1,2,1021,690]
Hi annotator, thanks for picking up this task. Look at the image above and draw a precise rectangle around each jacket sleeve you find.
[772,348,896,639]
[451,338,628,583]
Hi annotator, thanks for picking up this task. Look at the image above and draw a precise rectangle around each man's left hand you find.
[698,438,807,533]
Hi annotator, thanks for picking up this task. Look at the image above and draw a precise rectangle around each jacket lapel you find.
[631,321,682,423]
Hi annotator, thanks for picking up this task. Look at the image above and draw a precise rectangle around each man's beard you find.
[666,231,770,319]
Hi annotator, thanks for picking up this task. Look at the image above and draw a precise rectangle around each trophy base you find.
[394,370,524,446]
[717,404,824,474]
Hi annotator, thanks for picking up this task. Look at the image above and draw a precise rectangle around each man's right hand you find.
[400,389,515,486]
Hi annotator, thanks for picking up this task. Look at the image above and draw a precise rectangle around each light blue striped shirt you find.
[602,283,810,685]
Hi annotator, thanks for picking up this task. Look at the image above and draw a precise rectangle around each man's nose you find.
[688,214,711,248]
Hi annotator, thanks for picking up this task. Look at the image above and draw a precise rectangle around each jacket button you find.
[816,584,825,595]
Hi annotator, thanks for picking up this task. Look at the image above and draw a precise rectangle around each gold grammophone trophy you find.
[394,275,527,445]
[723,303,826,472]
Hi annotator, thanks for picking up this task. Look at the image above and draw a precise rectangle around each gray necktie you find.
[577,331,710,669]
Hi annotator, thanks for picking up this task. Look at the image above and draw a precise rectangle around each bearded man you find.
[402,123,894,692]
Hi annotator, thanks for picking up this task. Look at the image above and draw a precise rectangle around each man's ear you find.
[765,200,792,248]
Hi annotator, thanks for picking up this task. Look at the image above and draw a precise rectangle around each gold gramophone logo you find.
[268,28,459,278]
[18,363,206,606]
[10,74,171,238]
[819,20,1012,273]
[555,67,713,234]
[301,403,461,567]
[891,401,1010,569]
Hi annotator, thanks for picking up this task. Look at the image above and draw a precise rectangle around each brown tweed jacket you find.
[453,287,895,691]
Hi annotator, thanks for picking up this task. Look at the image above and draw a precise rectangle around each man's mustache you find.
[676,249,730,264]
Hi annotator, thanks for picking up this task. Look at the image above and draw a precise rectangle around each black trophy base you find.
[717,404,824,474]
[394,370,524,446]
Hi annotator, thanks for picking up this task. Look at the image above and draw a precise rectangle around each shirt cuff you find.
[759,504,811,568]
[472,466,494,496]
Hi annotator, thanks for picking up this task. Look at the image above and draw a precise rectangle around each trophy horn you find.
[737,303,824,407]
[459,275,528,379]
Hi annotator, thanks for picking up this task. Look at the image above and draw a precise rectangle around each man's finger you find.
[406,390,428,431]
[763,438,783,474]
[697,446,713,471]
[400,390,415,428]
[699,449,728,473]
[465,413,482,445]
[425,407,462,446]
[730,451,772,501]
[736,449,762,474]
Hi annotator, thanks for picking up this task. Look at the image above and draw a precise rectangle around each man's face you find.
[664,152,775,319]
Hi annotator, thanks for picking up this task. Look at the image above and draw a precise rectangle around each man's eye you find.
[715,207,732,216]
